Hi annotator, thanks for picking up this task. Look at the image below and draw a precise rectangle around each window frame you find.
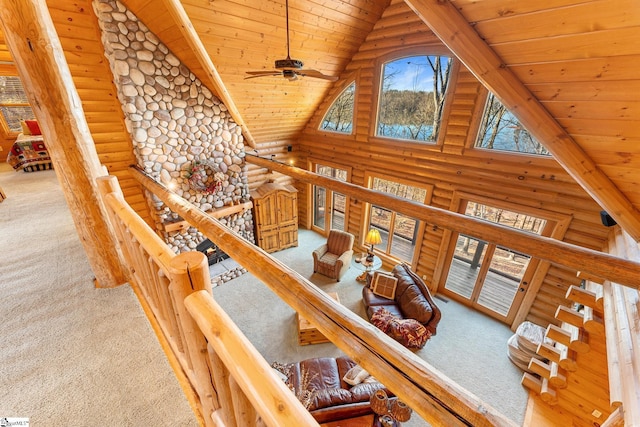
[363,171,433,268]
[369,46,456,148]
[307,158,353,235]
[468,89,553,159]
[318,81,356,136]
[0,74,34,138]
[311,74,359,140]
[437,191,572,326]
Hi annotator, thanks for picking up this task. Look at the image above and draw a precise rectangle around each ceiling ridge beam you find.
[403,0,640,241]
[160,0,256,148]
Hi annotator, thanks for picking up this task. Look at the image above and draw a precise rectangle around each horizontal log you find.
[246,154,640,290]
[555,306,584,329]
[582,306,605,335]
[130,166,515,427]
[566,286,598,309]
[185,291,320,427]
[404,0,640,241]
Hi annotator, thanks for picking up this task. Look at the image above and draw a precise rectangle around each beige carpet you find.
[212,229,528,426]
[0,163,197,426]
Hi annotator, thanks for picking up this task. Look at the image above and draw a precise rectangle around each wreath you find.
[184,160,225,194]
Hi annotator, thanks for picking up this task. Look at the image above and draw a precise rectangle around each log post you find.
[403,0,640,241]
[0,0,127,287]
[168,251,218,426]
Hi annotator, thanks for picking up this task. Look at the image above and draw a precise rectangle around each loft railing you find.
[96,176,316,427]
[106,169,514,426]
[97,161,637,425]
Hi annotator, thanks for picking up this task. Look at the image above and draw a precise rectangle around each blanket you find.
[6,133,52,172]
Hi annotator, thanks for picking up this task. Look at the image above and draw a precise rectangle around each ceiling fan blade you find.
[297,69,338,82]
[244,71,282,79]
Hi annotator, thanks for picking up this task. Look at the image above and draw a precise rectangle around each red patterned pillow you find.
[25,120,42,135]
[371,308,431,349]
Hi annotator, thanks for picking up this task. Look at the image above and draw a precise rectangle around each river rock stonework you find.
[93,0,253,285]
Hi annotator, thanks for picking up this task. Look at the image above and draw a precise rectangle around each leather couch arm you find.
[400,263,442,336]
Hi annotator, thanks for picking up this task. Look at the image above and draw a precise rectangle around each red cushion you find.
[25,120,41,135]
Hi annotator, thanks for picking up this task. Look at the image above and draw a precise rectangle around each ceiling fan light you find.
[283,70,298,81]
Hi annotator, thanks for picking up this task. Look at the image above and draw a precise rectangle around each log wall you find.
[297,0,611,329]
[46,1,152,224]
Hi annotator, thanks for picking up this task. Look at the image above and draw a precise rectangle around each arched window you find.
[475,93,550,156]
[376,55,452,143]
[320,82,355,134]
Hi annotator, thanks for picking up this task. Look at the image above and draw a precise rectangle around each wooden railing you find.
[96,175,316,427]
[602,227,640,426]
[127,167,516,427]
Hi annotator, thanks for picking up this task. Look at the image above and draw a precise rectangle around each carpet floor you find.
[0,164,197,426]
[212,229,529,426]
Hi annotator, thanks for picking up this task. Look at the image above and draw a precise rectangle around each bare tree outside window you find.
[320,82,355,133]
[476,94,550,156]
[376,55,452,143]
[368,177,428,262]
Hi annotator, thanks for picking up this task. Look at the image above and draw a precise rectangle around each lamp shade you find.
[365,228,382,246]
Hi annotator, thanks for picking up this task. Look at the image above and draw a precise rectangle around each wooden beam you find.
[159,0,256,148]
[0,0,127,287]
[130,166,515,427]
[403,0,640,241]
[246,154,640,290]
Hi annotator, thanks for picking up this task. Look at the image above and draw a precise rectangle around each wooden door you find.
[277,189,298,250]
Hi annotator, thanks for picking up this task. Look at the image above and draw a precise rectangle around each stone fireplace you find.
[94,0,252,285]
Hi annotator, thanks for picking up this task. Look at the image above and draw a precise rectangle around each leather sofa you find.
[285,356,392,423]
[363,263,442,336]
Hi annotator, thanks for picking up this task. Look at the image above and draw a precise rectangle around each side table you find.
[352,254,382,282]
[297,292,340,345]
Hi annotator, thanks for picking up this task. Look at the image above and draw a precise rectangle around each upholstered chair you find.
[313,230,355,281]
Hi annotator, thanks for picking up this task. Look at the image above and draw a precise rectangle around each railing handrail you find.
[185,290,320,427]
[129,166,516,427]
[97,175,314,427]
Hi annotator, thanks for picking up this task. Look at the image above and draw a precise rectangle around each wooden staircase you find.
[521,280,613,426]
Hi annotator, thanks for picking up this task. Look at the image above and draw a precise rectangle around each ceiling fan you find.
[245,0,338,82]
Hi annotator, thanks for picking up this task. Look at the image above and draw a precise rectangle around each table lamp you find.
[364,228,382,262]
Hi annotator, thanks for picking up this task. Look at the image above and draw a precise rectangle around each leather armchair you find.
[286,356,391,423]
[313,230,354,281]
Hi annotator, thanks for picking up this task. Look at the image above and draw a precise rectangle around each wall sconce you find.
[364,228,382,262]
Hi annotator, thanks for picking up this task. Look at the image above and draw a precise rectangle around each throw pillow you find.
[343,365,370,386]
[20,121,31,135]
[371,308,432,349]
[25,120,42,135]
[372,272,398,300]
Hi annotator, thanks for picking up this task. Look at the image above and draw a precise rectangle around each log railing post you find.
[0,1,127,288]
[168,252,217,427]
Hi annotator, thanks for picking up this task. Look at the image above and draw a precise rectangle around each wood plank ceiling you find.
[1,0,638,240]
[122,0,388,144]
[121,0,640,241]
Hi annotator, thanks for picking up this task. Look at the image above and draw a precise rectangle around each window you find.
[475,93,550,156]
[0,76,35,134]
[312,163,349,232]
[376,55,452,143]
[320,82,355,134]
[367,176,430,263]
[441,199,550,323]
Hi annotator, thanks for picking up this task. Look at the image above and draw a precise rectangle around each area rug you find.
[0,164,197,426]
